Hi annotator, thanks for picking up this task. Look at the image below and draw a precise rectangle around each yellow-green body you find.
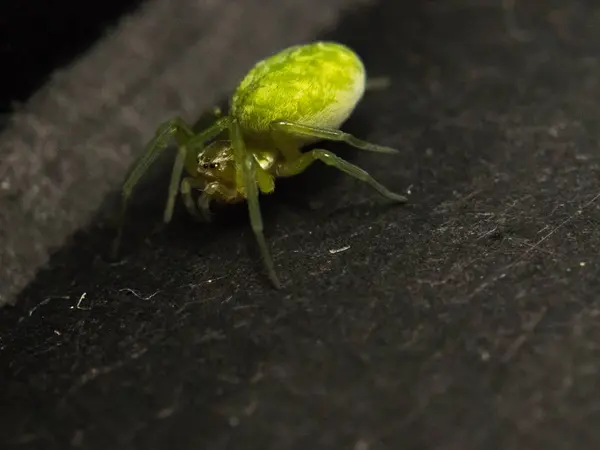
[232,42,366,136]
[114,41,407,289]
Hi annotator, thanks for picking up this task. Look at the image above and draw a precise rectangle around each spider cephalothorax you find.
[196,140,235,181]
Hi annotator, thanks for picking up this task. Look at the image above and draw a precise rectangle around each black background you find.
[0,0,145,113]
[2,1,600,449]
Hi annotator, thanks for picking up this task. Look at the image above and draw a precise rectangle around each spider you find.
[112,41,408,288]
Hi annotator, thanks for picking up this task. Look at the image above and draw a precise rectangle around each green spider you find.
[112,41,408,288]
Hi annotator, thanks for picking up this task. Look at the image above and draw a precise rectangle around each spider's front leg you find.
[179,177,206,222]
[230,120,282,289]
[163,116,230,225]
[111,116,228,258]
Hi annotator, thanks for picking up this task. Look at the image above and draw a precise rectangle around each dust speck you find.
[329,245,351,255]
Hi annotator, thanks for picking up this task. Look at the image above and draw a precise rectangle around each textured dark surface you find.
[2,1,600,449]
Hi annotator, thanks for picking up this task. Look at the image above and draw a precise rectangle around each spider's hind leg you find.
[270,120,399,154]
[269,119,407,203]
[275,148,407,203]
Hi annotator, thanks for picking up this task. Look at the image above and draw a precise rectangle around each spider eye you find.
[209,162,219,169]
[202,163,209,169]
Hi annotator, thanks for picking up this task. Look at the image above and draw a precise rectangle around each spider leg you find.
[164,115,231,224]
[112,116,228,258]
[276,148,408,203]
[179,177,205,221]
[230,119,282,289]
[162,148,188,225]
[270,120,399,154]
[186,116,229,149]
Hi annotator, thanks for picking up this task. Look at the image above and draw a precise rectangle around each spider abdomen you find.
[231,42,366,135]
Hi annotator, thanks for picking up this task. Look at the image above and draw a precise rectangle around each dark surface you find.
[2,1,600,449]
